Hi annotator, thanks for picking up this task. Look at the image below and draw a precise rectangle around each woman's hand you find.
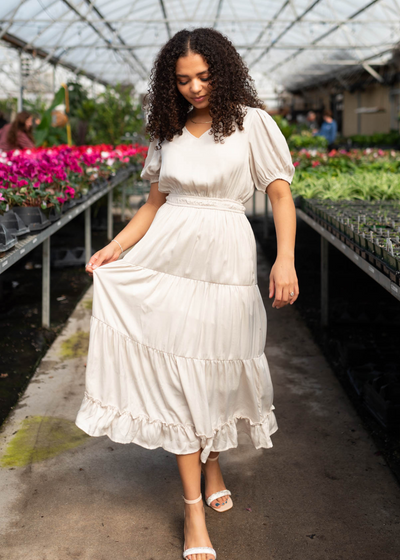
[269,255,299,308]
[85,242,121,277]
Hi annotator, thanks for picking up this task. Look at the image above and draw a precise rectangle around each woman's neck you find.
[191,107,211,121]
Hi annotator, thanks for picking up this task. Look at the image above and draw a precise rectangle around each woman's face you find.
[25,116,33,130]
[176,52,211,109]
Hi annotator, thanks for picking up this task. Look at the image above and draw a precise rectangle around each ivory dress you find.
[75,107,295,463]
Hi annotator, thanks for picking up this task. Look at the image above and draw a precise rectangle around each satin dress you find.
[75,107,295,463]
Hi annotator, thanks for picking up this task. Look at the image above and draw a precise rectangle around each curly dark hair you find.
[145,28,264,147]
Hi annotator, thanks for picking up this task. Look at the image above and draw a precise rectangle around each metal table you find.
[0,167,135,327]
[296,208,400,327]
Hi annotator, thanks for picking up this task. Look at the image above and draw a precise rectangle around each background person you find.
[306,110,318,132]
[0,110,35,150]
[314,109,337,150]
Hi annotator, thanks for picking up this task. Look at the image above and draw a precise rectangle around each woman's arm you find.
[266,179,299,308]
[86,182,167,275]
[18,131,35,149]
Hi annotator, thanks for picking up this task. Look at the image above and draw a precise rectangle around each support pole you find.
[107,189,113,240]
[18,51,24,112]
[85,207,91,265]
[42,237,50,328]
[321,236,329,327]
[252,192,256,216]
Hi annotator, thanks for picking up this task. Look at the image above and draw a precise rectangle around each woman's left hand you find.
[269,256,299,308]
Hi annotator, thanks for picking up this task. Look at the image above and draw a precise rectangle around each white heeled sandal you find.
[182,493,216,560]
[202,454,233,513]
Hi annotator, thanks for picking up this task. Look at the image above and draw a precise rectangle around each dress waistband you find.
[165,193,246,214]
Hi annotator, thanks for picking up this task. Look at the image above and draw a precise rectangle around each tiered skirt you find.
[75,193,278,462]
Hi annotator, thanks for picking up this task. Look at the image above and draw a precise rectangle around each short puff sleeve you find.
[249,108,295,193]
[140,139,161,184]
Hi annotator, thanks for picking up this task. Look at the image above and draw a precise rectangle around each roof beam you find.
[0,17,396,24]
[0,31,109,85]
[83,0,148,77]
[265,0,383,73]
[57,0,147,80]
[158,0,172,39]
[213,0,224,28]
[47,42,394,51]
[249,0,323,67]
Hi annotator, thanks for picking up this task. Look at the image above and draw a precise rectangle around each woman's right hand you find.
[85,242,121,277]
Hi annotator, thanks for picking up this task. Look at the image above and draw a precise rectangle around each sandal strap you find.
[206,489,231,506]
[183,546,216,559]
[182,493,202,505]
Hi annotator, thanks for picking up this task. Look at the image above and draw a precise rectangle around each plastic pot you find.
[0,210,30,237]
[61,199,77,213]
[0,223,17,252]
[48,206,62,222]
[13,206,51,232]
[51,246,87,268]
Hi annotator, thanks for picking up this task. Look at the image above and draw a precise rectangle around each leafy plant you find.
[272,115,296,140]
[34,87,68,147]
[292,171,400,201]
[0,97,17,121]
[288,132,328,150]
[348,132,400,148]
[67,81,144,146]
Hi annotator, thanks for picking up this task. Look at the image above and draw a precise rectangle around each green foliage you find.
[291,171,400,201]
[272,115,296,140]
[348,131,400,148]
[24,96,48,117]
[288,132,328,150]
[67,81,144,146]
[0,97,17,120]
[34,87,67,147]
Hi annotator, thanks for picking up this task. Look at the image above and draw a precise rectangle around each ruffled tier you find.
[76,392,277,463]
[75,316,278,463]
[92,262,267,361]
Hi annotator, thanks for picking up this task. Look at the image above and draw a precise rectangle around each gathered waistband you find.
[165,193,246,214]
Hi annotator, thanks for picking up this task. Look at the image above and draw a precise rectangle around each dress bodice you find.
[141,107,295,203]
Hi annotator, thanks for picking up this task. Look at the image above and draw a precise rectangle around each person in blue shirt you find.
[314,109,337,149]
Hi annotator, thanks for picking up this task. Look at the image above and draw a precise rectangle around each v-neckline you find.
[183,126,211,140]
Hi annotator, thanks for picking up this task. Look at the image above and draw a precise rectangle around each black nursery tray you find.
[0,210,30,237]
[13,206,51,232]
[0,223,17,252]
[51,247,87,268]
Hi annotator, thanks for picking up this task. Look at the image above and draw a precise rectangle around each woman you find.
[76,28,298,560]
[0,110,35,150]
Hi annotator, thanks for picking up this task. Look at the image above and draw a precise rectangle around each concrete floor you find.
[0,244,399,560]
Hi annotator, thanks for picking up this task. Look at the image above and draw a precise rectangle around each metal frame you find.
[0,0,397,90]
[297,209,400,328]
[0,167,134,328]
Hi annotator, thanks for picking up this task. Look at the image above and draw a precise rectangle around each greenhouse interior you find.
[1,1,400,559]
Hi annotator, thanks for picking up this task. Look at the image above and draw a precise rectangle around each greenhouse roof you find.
[0,0,399,91]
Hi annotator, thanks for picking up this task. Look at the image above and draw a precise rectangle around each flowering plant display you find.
[291,148,400,201]
[0,144,148,215]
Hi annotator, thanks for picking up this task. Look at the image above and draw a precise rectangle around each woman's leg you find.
[176,450,215,560]
[202,452,230,509]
